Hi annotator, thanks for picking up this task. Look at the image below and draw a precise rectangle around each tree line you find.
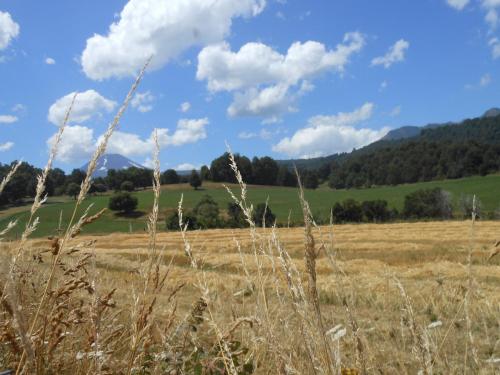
[327,140,500,189]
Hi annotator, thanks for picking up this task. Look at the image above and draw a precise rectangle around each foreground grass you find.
[1,174,499,238]
[2,221,499,373]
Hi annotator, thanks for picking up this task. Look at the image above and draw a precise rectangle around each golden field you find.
[2,220,498,374]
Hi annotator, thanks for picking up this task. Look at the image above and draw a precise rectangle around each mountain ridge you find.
[80,154,145,178]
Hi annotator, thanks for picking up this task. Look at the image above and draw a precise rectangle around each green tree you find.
[362,200,390,222]
[227,202,246,227]
[161,169,180,184]
[120,180,135,192]
[189,170,202,190]
[165,211,198,230]
[108,192,138,214]
[403,188,452,219]
[303,171,319,189]
[66,182,80,200]
[193,195,220,228]
[200,165,211,181]
[252,203,276,227]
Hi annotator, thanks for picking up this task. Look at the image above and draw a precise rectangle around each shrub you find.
[189,170,202,190]
[227,202,246,228]
[165,210,198,230]
[108,192,138,213]
[403,188,452,219]
[362,200,390,222]
[252,203,276,227]
[332,199,363,223]
[193,194,219,228]
[66,182,80,200]
[120,180,135,192]
[161,169,180,184]
[458,194,482,219]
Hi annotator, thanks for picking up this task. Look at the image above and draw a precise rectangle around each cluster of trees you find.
[329,188,488,224]
[165,195,276,231]
[206,153,321,188]
[0,161,158,207]
[327,141,500,189]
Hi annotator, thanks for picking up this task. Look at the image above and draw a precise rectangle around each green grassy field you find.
[1,174,499,238]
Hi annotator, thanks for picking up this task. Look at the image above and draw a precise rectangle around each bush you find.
[66,182,80,199]
[120,180,135,192]
[458,194,482,219]
[161,169,180,184]
[362,200,390,222]
[193,195,219,228]
[403,188,452,219]
[108,192,138,213]
[227,202,246,228]
[189,170,202,190]
[165,210,198,230]
[332,199,363,223]
[252,203,276,227]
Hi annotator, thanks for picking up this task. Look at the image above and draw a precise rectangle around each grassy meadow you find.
[1,219,499,373]
[1,174,500,238]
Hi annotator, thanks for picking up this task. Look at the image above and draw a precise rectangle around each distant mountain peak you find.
[80,154,145,178]
[482,107,500,118]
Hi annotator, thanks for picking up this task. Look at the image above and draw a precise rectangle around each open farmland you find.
[2,220,499,373]
[1,174,500,238]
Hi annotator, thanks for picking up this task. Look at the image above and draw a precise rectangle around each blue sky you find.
[0,0,499,171]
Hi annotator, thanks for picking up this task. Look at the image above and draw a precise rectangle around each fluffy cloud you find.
[48,118,209,163]
[0,142,14,151]
[48,90,117,126]
[273,103,389,158]
[446,0,470,10]
[175,163,201,170]
[466,73,493,89]
[198,33,365,92]
[482,0,500,29]
[45,57,56,65]
[197,32,365,121]
[371,39,409,68]
[480,73,492,86]
[81,0,265,80]
[489,37,500,58]
[131,91,155,113]
[0,11,19,50]
[157,118,209,146]
[180,102,191,113]
[47,125,95,163]
[0,115,18,124]
[239,129,274,140]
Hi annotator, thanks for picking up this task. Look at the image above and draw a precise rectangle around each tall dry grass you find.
[0,67,499,374]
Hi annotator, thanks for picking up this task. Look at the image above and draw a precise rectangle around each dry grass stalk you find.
[394,277,433,375]
[296,167,336,374]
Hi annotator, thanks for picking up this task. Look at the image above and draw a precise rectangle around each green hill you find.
[1,174,499,238]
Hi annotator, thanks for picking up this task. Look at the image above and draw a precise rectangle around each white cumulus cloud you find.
[48,90,117,126]
[0,142,14,151]
[45,57,56,65]
[175,163,200,170]
[131,91,155,113]
[371,39,409,68]
[47,125,96,163]
[0,11,19,50]
[0,115,18,124]
[81,0,266,80]
[180,101,191,113]
[489,37,500,58]
[197,32,365,121]
[273,103,389,158]
[49,118,209,163]
[446,0,470,10]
